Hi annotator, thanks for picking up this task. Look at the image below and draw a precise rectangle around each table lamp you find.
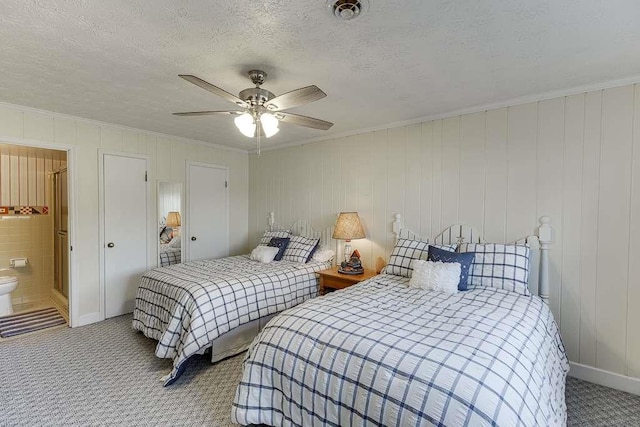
[332,212,365,264]
[166,211,181,236]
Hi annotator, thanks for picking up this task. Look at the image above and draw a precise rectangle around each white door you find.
[187,164,228,261]
[103,154,148,318]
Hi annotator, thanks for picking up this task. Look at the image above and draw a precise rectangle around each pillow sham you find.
[428,246,474,291]
[282,235,320,263]
[250,246,280,263]
[458,243,531,295]
[382,239,457,278]
[168,235,181,249]
[267,237,290,261]
[409,260,460,294]
[259,230,290,246]
[312,248,336,263]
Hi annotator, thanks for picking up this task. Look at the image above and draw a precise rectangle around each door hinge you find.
[70,245,73,251]
[225,181,228,188]
[145,171,148,182]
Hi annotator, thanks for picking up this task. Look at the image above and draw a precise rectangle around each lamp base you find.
[337,266,364,275]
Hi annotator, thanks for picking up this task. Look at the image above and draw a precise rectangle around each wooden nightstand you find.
[317,266,378,295]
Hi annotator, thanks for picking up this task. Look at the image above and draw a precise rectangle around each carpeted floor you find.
[1,314,639,426]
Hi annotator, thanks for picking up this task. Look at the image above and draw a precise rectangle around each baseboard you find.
[77,312,102,327]
[569,362,640,396]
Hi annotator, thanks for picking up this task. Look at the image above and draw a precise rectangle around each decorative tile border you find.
[0,206,48,215]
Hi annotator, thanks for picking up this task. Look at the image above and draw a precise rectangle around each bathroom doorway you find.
[0,142,71,330]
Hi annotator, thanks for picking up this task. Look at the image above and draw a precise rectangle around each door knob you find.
[191,236,197,241]
[107,242,115,248]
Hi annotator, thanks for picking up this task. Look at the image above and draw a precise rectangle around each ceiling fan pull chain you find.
[256,122,261,157]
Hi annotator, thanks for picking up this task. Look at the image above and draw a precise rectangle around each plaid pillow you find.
[383,239,456,278]
[459,243,531,295]
[282,235,320,263]
[259,230,290,246]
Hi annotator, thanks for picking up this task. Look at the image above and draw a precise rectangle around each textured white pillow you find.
[250,246,280,263]
[168,235,181,248]
[409,260,461,294]
[312,248,335,263]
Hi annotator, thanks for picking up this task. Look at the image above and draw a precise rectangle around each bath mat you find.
[0,307,66,338]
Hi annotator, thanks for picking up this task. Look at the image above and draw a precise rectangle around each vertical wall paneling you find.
[505,103,538,242]
[405,124,422,235]
[431,120,443,235]
[419,121,433,238]
[578,90,603,367]
[483,108,509,242]
[595,85,634,374]
[441,116,460,227]
[561,94,586,362]
[387,127,406,239]
[458,112,486,231]
[537,98,565,321]
[371,130,388,264]
[247,83,640,381]
[627,84,640,377]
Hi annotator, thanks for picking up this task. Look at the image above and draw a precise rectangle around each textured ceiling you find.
[0,1,639,151]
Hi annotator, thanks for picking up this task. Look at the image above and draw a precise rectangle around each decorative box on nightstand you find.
[317,266,378,295]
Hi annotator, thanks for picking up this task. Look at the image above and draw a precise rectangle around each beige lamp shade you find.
[332,212,365,241]
[166,211,181,228]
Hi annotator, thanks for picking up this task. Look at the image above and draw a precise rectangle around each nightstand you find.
[317,266,378,295]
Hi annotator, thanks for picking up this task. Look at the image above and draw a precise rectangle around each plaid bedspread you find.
[132,255,330,386]
[232,274,569,426]
[159,247,181,267]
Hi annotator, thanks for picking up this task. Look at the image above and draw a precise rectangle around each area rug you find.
[0,307,66,338]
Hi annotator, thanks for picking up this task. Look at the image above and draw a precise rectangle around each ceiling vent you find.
[326,0,369,21]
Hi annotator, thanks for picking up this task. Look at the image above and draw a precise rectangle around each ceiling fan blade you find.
[277,112,333,130]
[264,86,326,111]
[178,75,248,108]
[173,110,244,116]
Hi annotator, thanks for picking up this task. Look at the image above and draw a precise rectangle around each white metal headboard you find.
[391,214,553,304]
[267,212,335,251]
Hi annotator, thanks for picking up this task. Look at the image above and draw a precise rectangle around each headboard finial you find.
[392,214,402,238]
[268,212,275,231]
[538,216,552,246]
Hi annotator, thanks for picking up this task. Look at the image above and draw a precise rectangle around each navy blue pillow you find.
[268,237,290,261]
[427,246,475,291]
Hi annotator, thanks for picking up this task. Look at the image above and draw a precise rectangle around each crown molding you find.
[0,101,249,154]
[251,73,640,155]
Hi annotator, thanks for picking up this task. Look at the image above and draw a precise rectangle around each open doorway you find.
[0,143,71,336]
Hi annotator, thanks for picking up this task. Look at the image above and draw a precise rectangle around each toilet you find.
[0,276,18,317]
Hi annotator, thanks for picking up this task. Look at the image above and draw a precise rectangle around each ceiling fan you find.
[173,70,333,155]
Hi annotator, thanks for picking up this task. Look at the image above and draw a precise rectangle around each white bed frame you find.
[391,214,553,304]
[210,213,334,363]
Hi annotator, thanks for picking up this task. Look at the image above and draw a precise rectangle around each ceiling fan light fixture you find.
[260,113,279,138]
[234,112,256,138]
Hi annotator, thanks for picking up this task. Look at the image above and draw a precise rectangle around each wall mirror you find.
[158,181,183,267]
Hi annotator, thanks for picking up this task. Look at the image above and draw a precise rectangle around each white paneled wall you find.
[249,83,640,380]
[0,103,249,325]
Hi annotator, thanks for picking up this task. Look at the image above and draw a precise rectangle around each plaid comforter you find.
[232,274,569,426]
[132,255,331,385]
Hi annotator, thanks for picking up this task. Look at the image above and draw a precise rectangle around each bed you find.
[133,214,335,386]
[232,216,569,426]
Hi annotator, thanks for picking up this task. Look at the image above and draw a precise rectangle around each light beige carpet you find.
[1,314,639,426]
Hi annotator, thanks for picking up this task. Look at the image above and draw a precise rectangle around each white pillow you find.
[168,235,181,248]
[409,260,460,295]
[312,248,335,263]
[250,246,280,263]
